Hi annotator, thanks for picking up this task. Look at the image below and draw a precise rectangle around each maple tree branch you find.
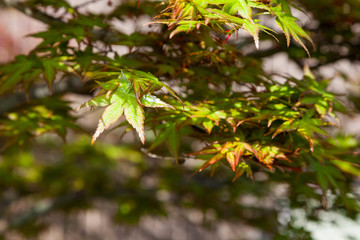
[3,0,63,24]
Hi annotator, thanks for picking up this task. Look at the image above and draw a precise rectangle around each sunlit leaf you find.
[80,70,174,144]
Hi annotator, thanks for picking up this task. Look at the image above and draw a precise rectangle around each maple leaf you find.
[274,10,314,56]
[78,71,173,144]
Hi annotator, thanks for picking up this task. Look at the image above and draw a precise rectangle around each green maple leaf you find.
[78,71,173,144]
[274,10,314,56]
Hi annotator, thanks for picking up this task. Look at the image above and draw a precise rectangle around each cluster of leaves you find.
[155,0,313,53]
[77,69,177,144]
[0,0,359,239]
[247,0,360,66]
[0,97,78,149]
[0,54,73,94]
[146,65,351,183]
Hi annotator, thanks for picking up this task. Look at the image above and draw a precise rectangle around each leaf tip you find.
[255,38,259,49]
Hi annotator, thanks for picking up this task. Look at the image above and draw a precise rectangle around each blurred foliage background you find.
[0,0,360,239]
